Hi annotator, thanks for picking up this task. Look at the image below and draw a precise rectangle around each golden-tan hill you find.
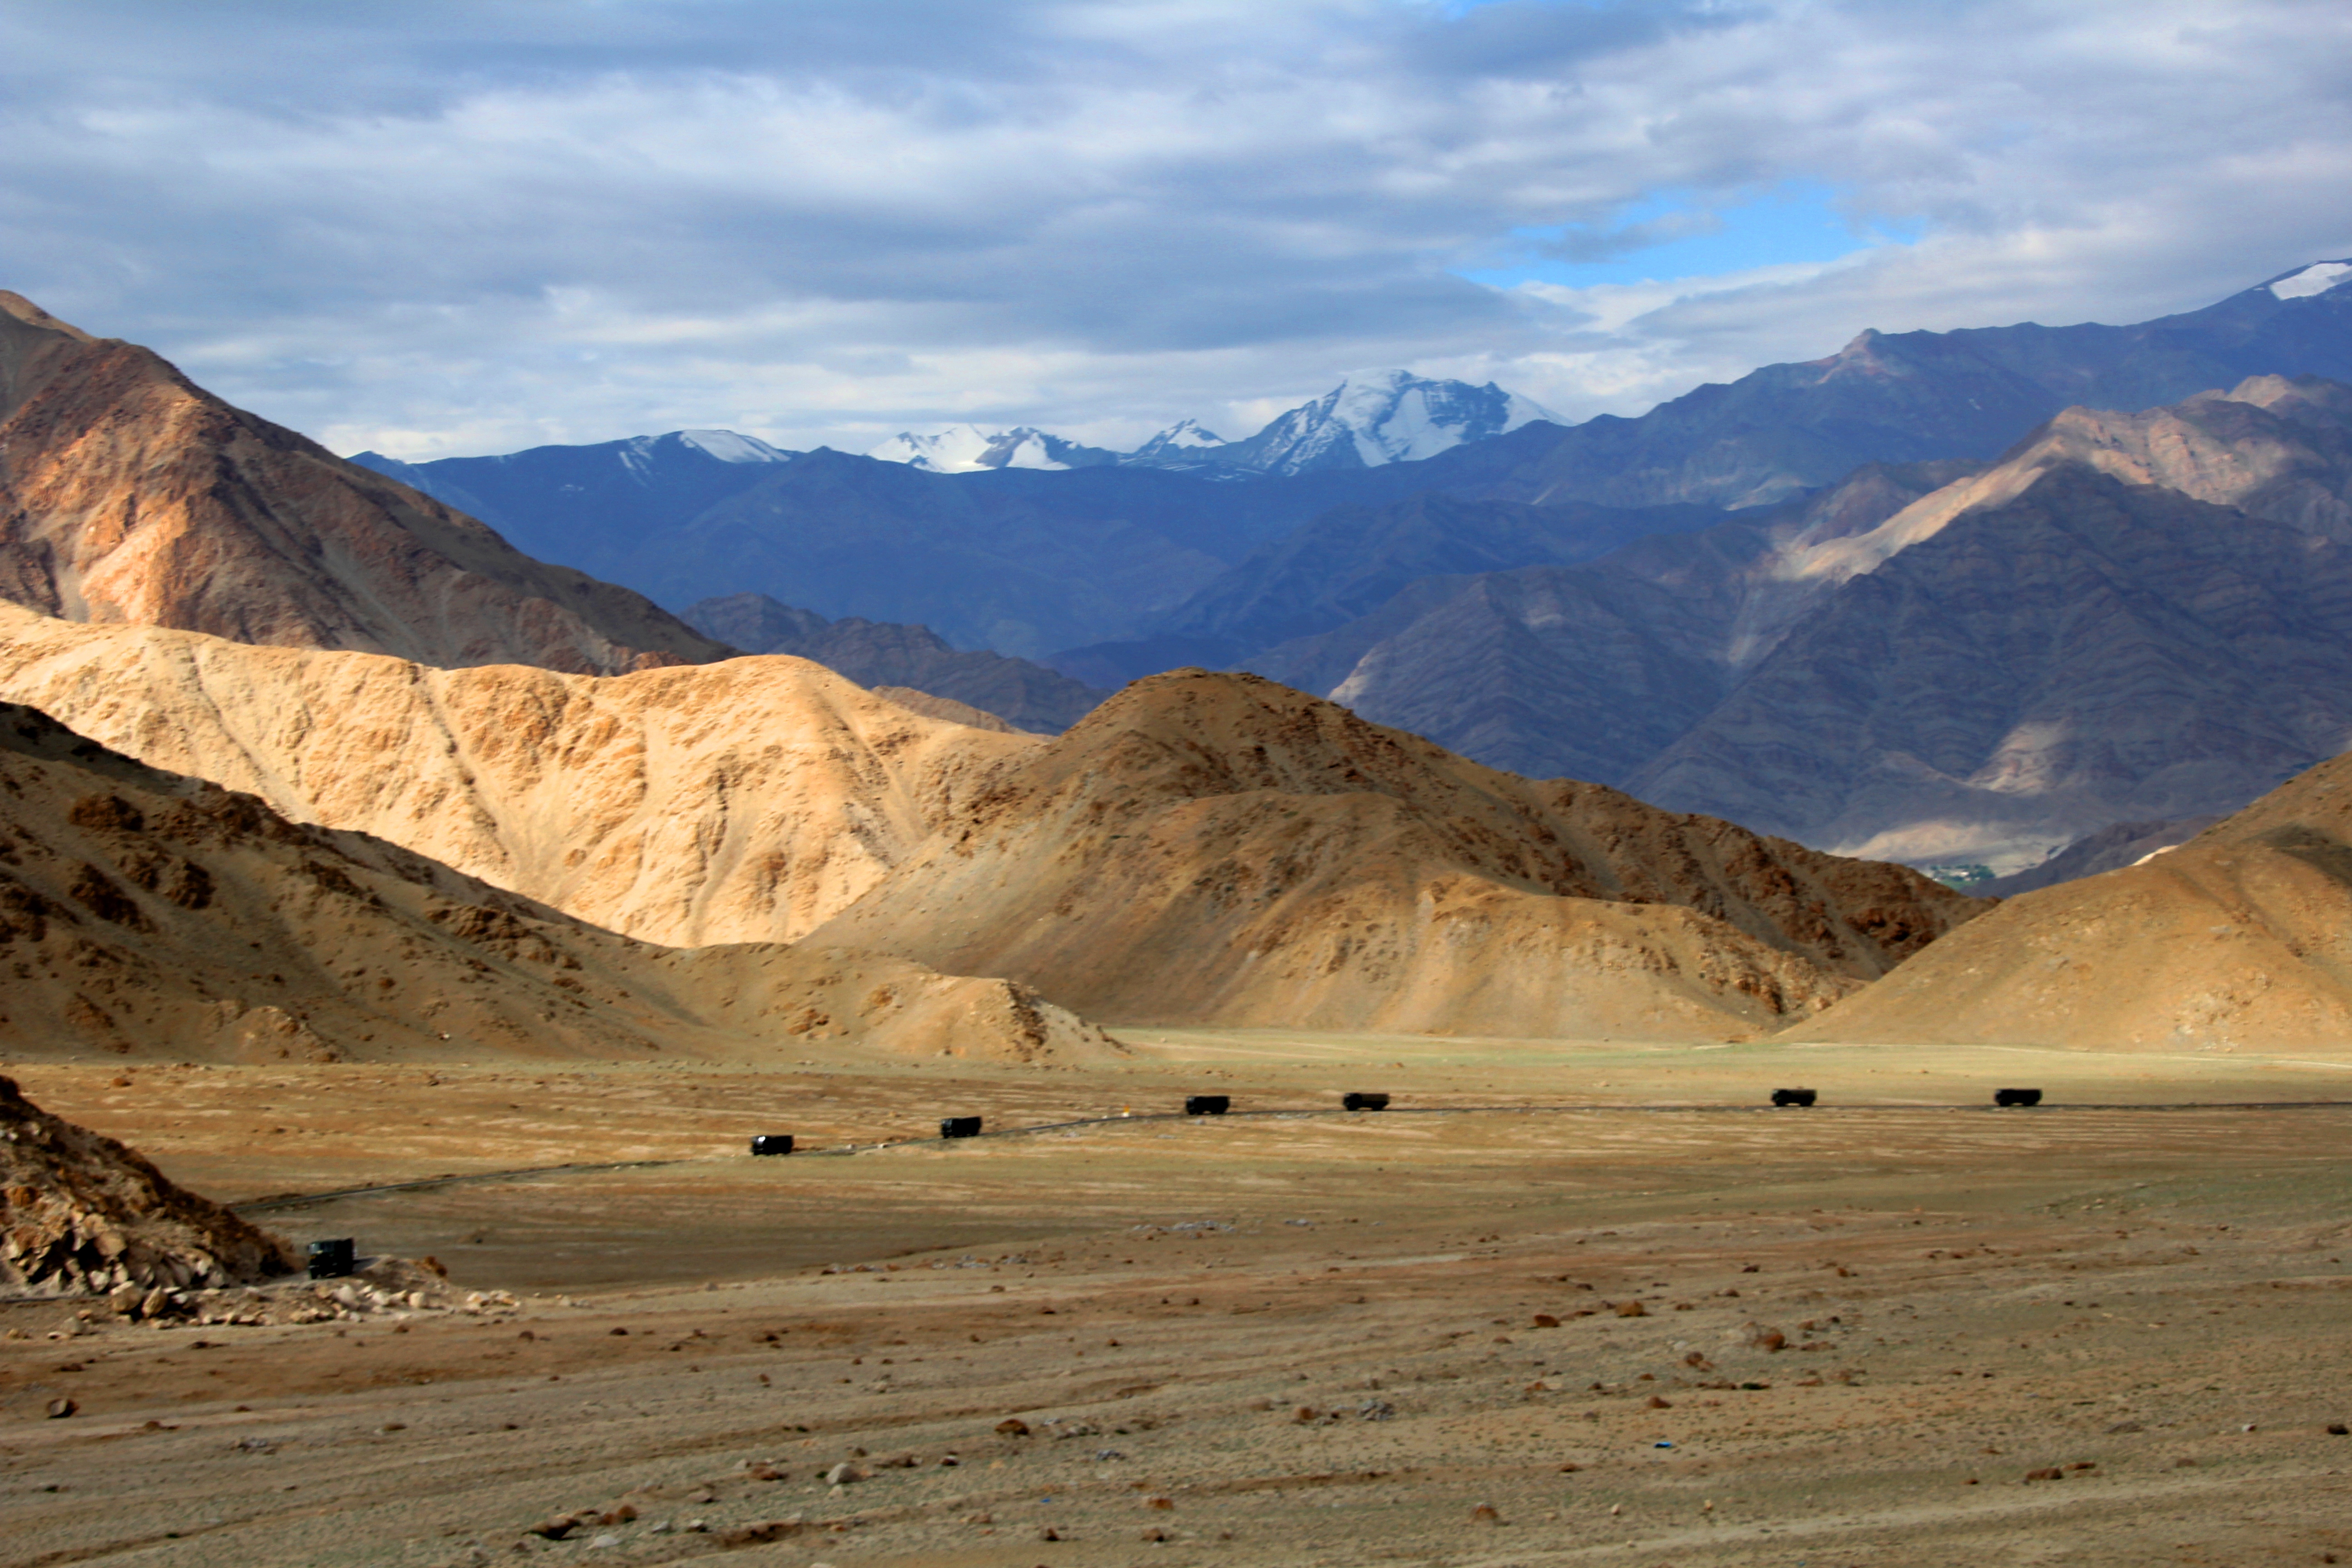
[0,1073,295,1297]
[0,292,730,675]
[0,603,1039,946]
[1785,748,2352,1050]
[806,669,1986,1038]
[0,701,1116,1068]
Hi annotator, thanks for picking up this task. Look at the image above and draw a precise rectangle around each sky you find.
[4,0,2350,460]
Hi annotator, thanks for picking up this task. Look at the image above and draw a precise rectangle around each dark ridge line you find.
[229,1099,2352,1214]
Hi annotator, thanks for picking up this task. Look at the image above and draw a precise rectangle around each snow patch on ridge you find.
[676,429,790,464]
[2268,261,2352,300]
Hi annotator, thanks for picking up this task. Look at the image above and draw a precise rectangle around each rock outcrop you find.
[1,1073,296,1298]
[806,670,1985,1037]
[0,292,732,675]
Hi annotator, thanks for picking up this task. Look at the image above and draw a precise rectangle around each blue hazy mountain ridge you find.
[677,592,1113,734]
[347,264,2352,681]
[1254,372,2352,868]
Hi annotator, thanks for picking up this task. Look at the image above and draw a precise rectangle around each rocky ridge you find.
[0,292,731,675]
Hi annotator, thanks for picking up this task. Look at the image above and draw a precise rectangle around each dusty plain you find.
[4,1032,2351,1567]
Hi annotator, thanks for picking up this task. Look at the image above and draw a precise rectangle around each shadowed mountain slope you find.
[0,293,731,675]
[806,670,1984,1038]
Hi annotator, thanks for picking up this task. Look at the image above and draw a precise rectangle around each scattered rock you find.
[995,1418,1031,1436]
[2106,1421,2144,1433]
[1146,1495,1174,1510]
[822,1462,868,1486]
[1742,1323,1787,1351]
[1615,1301,1647,1318]
[1141,1525,1170,1542]
[2329,1423,2349,1436]
[2023,1468,2064,1483]
[1471,1503,1501,1523]
[1530,1314,1559,1328]
[44,1397,77,1419]
[529,1516,579,1540]
[1645,1395,1672,1410]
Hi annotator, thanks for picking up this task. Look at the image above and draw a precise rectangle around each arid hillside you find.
[0,293,730,675]
[808,669,1984,1036]
[0,603,1039,946]
[0,700,1114,1067]
[1788,746,2352,1049]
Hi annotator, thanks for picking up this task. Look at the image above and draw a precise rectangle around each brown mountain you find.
[1786,749,2352,1050]
[0,697,1115,1067]
[0,292,730,675]
[0,602,1036,947]
[804,669,1984,1038]
[683,591,1113,733]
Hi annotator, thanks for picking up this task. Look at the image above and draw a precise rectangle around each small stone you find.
[588,1536,620,1550]
[1470,1503,1501,1523]
[1531,1313,1560,1328]
[529,1516,578,1540]
[1645,1395,1672,1410]
[2023,1467,2064,1483]
[44,1398,77,1419]
[2329,1423,2350,1436]
[685,1490,714,1504]
[1146,1495,1174,1510]
[1038,1526,1061,1540]
[822,1462,867,1486]
[995,1418,1031,1436]
[1140,1525,1170,1542]
[2106,1421,2144,1434]
[1614,1301,1647,1318]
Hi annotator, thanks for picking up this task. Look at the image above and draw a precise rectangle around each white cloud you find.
[1,0,2347,456]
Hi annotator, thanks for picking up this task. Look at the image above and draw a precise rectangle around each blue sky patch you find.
[1458,182,1922,289]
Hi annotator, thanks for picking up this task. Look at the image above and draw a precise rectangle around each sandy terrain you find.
[4,1034,2348,1567]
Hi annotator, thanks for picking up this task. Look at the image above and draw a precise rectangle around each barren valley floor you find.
[4,1034,2350,1567]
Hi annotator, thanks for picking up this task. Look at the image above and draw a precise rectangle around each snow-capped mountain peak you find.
[1205,370,1563,476]
[867,425,1121,473]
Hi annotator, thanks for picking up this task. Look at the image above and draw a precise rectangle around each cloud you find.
[0,0,2347,456]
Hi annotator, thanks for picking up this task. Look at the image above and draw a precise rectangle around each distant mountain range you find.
[862,370,1562,476]
[334,261,2352,870]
